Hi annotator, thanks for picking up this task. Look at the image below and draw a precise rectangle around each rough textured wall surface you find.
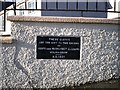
[1,22,120,88]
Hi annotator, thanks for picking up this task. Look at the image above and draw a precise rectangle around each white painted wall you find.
[108,0,120,19]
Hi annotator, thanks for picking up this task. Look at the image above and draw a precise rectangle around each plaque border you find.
[36,36,81,60]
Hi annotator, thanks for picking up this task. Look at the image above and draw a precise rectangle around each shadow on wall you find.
[2,39,35,87]
[41,2,112,18]
[118,2,120,75]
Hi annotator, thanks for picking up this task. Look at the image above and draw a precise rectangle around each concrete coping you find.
[8,16,120,25]
[0,36,13,44]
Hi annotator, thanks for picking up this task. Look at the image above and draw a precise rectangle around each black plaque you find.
[37,36,80,59]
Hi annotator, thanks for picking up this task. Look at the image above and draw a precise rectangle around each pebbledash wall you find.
[1,16,120,88]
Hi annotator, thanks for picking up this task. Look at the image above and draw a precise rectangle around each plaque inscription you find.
[37,36,80,59]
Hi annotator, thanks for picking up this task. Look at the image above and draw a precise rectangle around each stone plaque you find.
[37,36,80,59]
